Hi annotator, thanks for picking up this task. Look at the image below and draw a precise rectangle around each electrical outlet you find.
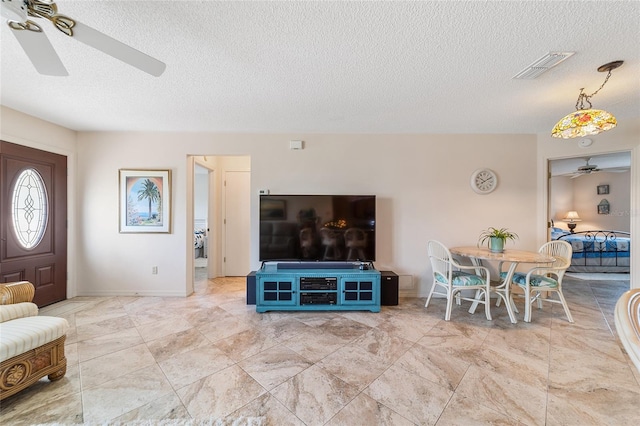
[152,266,158,274]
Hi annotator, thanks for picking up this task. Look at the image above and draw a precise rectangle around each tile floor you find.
[1,271,638,425]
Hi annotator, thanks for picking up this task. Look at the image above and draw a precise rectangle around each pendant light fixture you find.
[551,60,624,139]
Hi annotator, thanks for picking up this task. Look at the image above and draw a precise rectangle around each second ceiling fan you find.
[567,158,628,178]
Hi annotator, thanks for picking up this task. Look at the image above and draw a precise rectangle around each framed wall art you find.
[119,169,171,233]
[260,198,286,220]
[597,184,609,195]
[597,199,610,215]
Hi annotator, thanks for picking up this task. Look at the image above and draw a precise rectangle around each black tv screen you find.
[259,195,376,262]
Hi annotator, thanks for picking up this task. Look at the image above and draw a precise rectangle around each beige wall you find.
[74,131,538,297]
[551,171,631,233]
[1,105,539,297]
[4,104,637,297]
[549,176,574,229]
[572,171,631,232]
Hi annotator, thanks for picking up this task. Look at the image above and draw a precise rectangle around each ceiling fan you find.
[1,0,166,76]
[566,158,628,178]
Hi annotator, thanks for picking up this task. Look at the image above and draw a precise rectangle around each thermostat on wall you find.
[290,140,304,150]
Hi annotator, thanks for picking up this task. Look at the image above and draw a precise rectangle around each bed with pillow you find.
[551,227,630,273]
[194,219,208,258]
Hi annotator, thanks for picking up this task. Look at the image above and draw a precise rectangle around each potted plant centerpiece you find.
[478,227,518,253]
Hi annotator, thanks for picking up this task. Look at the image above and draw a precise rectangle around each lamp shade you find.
[562,211,582,222]
[551,109,617,139]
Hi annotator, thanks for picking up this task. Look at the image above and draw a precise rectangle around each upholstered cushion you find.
[0,302,38,323]
[436,271,486,286]
[501,272,558,288]
[0,316,69,362]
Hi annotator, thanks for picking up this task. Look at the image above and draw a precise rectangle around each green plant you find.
[478,227,518,248]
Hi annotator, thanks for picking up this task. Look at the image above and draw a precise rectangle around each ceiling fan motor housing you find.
[0,0,30,22]
[577,158,600,173]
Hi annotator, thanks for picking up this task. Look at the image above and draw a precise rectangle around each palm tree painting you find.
[120,170,171,233]
[137,179,161,222]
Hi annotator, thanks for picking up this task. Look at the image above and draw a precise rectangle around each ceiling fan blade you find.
[69,21,166,77]
[10,23,68,76]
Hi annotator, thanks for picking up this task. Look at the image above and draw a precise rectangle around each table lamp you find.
[562,211,582,233]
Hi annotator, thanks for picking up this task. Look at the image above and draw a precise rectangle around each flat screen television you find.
[259,194,376,262]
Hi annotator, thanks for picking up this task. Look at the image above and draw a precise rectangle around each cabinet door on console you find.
[258,278,297,306]
[340,278,377,305]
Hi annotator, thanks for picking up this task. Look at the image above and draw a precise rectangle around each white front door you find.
[224,171,250,276]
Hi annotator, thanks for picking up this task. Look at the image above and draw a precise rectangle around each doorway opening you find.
[194,162,210,279]
[548,151,631,285]
[188,155,251,293]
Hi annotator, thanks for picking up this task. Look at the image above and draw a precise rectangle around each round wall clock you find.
[470,168,498,194]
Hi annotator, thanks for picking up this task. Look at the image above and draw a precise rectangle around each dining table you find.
[449,246,555,323]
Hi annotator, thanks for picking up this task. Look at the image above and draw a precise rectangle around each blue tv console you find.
[255,262,381,313]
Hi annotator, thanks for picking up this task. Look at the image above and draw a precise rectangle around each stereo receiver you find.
[299,277,337,291]
[300,292,337,305]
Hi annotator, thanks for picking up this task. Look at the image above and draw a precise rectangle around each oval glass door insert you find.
[11,168,49,249]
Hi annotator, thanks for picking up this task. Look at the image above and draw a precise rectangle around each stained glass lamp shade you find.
[551,109,617,139]
[551,61,623,139]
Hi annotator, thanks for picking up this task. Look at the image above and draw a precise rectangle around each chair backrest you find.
[319,227,338,245]
[538,240,572,275]
[344,228,367,247]
[427,240,453,282]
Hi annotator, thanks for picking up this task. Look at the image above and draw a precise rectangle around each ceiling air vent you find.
[513,51,575,79]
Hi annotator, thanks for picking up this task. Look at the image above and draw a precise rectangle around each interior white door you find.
[224,171,250,276]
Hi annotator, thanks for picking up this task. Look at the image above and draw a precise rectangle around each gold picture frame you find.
[119,169,171,233]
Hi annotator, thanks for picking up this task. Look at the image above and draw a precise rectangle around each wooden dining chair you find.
[425,240,492,321]
[506,240,574,323]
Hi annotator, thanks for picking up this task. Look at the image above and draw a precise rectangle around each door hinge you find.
[224,257,226,263]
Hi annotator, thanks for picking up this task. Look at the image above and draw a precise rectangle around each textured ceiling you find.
[1,1,639,133]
